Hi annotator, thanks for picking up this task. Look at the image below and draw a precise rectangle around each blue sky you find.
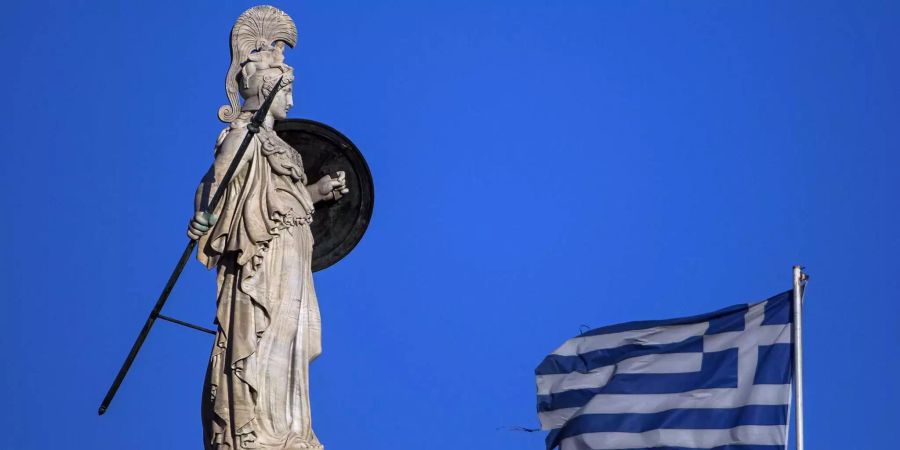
[1,1,898,449]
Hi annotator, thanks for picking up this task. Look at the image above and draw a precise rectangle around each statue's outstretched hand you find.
[314,171,350,202]
[187,211,219,241]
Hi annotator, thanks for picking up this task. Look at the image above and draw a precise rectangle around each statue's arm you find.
[187,128,251,240]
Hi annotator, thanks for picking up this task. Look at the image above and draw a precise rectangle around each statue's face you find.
[271,84,293,120]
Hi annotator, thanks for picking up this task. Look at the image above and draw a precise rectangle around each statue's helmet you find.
[218,6,298,123]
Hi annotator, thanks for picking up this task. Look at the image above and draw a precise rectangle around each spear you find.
[98,77,285,416]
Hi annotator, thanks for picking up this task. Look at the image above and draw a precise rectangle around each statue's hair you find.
[260,72,294,97]
[218,5,297,123]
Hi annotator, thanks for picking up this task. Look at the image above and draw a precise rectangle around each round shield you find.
[274,119,374,272]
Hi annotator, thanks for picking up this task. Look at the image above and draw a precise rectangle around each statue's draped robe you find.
[198,122,322,450]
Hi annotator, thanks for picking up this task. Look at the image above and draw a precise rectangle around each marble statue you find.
[186,6,348,449]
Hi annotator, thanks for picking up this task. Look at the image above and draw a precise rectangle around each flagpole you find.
[792,265,807,450]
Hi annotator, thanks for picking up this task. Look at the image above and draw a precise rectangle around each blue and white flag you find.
[536,291,794,450]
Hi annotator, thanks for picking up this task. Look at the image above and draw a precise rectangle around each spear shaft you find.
[98,78,284,416]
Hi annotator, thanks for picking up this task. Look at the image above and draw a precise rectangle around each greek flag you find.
[536,291,793,450]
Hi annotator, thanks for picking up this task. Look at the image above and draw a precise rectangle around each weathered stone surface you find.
[187,6,354,449]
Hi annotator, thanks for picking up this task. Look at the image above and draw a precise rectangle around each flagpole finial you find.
[793,265,809,283]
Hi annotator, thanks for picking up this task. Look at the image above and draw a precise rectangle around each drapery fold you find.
[198,124,322,450]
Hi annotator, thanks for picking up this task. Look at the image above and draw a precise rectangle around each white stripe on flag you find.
[551,323,709,356]
[536,353,702,396]
[539,384,791,430]
[617,352,702,374]
[558,425,787,450]
[537,366,616,397]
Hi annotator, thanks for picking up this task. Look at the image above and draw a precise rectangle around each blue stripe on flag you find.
[535,336,704,376]
[552,404,788,438]
[544,434,786,450]
[537,349,738,412]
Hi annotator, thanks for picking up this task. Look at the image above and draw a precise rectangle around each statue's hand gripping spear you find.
[98,78,285,416]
